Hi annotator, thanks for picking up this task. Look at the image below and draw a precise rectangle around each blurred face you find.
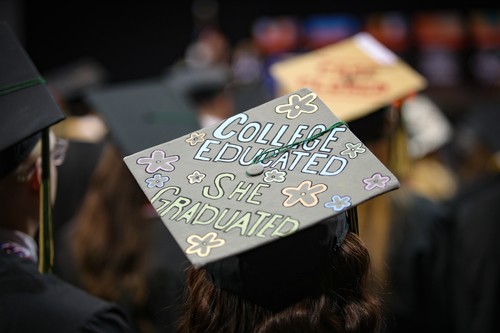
[49,134,68,203]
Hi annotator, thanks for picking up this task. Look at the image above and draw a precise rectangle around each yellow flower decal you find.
[281,180,327,207]
[186,132,206,146]
[275,92,318,119]
[186,232,225,257]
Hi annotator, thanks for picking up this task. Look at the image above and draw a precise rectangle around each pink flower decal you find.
[186,132,206,146]
[281,180,327,207]
[363,173,391,190]
[186,232,226,257]
[275,92,318,119]
[137,150,180,174]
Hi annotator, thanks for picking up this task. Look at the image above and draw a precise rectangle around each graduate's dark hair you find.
[176,232,383,333]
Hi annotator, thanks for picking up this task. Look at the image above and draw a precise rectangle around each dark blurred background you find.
[2,0,500,121]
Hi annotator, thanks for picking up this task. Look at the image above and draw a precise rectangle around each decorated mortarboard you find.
[0,21,65,177]
[270,32,427,122]
[124,87,400,269]
[85,77,199,156]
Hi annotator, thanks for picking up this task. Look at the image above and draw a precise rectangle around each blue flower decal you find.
[324,195,352,212]
[145,173,170,188]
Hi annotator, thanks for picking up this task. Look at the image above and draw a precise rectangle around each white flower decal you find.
[145,173,170,188]
[324,195,352,212]
[275,92,318,119]
[263,169,286,183]
[186,232,226,257]
[137,150,180,174]
[187,170,206,184]
[186,132,206,146]
[363,173,391,190]
[340,142,366,159]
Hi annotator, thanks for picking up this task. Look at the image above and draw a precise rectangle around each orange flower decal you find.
[281,180,327,207]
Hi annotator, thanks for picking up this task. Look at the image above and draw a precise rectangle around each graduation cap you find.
[84,77,200,156]
[124,87,399,303]
[270,32,427,122]
[0,22,65,272]
[0,22,65,176]
[270,32,428,179]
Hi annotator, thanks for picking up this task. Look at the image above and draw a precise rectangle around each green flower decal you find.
[263,169,287,183]
[340,142,366,159]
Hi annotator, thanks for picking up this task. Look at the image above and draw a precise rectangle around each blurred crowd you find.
[1,2,499,333]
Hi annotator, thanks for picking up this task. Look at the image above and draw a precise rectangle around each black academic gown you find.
[383,188,452,333]
[0,252,133,333]
[448,172,500,333]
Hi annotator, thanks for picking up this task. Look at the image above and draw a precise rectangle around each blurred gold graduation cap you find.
[271,32,428,182]
[0,22,65,272]
[270,32,427,122]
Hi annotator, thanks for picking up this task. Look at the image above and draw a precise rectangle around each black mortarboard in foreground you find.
[0,22,65,177]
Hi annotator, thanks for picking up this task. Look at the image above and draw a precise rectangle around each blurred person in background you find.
[269,32,453,333]
[445,103,500,333]
[165,64,236,129]
[347,104,452,333]
[54,77,199,333]
[44,58,110,267]
[0,21,132,333]
[401,93,457,203]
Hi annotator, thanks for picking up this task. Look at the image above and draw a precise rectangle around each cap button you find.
[246,164,264,177]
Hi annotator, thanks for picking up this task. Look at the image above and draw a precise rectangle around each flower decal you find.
[186,132,206,146]
[137,150,180,174]
[186,232,226,257]
[282,180,327,207]
[187,170,206,184]
[340,142,366,159]
[263,169,286,183]
[275,92,318,119]
[363,173,391,190]
[145,173,170,188]
[325,195,352,212]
